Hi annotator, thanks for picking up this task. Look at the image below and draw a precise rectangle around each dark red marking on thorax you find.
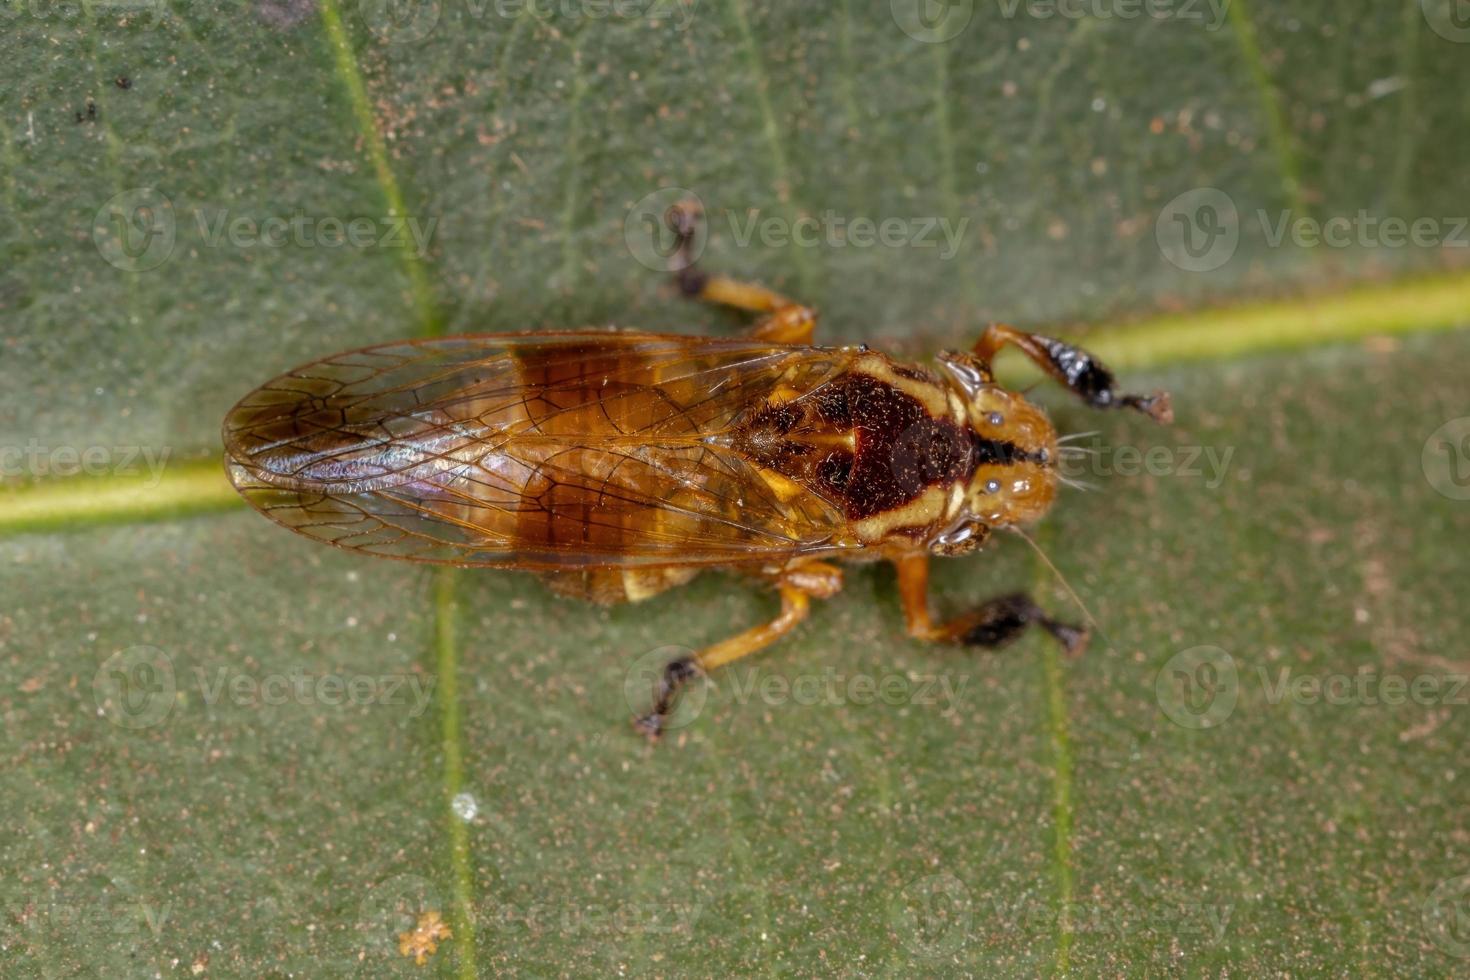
[737,372,976,522]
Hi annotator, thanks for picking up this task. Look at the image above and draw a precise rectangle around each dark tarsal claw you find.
[634,656,700,741]
[958,593,1035,648]
[953,593,1090,658]
[633,711,667,741]
[1043,620,1091,658]
[1122,390,1173,425]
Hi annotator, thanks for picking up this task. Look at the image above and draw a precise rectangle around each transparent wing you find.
[223,331,858,568]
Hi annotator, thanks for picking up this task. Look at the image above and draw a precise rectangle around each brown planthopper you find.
[222,202,1171,738]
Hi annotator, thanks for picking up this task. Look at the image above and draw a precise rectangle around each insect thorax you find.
[731,351,1060,551]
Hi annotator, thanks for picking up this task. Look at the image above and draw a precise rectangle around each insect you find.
[222,202,1170,738]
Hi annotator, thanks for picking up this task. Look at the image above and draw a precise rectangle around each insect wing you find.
[223,332,854,568]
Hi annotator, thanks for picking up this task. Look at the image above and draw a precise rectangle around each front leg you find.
[973,323,1172,423]
[664,199,819,345]
[895,553,1089,655]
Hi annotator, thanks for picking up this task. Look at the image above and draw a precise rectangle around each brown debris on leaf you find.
[397,910,452,967]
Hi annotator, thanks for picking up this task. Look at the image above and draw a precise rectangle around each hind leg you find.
[633,561,843,739]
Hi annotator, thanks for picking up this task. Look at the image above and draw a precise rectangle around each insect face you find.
[935,352,1059,530]
[964,390,1058,528]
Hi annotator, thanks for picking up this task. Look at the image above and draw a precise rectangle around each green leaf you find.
[3,2,1470,974]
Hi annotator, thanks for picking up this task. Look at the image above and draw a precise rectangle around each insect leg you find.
[665,199,819,344]
[971,323,1172,423]
[633,562,842,739]
[894,553,1089,655]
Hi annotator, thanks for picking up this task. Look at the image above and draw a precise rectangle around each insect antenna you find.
[1004,525,1114,651]
[1057,474,1099,493]
[1056,444,1100,492]
[1057,430,1100,444]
